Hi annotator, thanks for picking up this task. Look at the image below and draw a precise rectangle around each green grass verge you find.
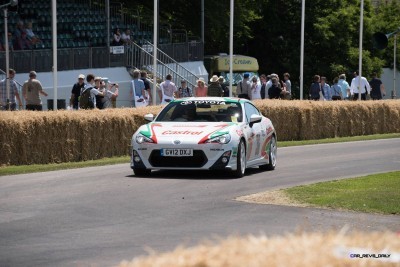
[1,133,399,176]
[0,156,130,176]
[278,133,400,147]
[284,171,400,215]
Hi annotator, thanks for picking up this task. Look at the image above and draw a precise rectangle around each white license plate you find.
[161,148,193,157]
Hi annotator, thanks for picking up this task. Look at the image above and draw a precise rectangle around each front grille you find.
[149,150,208,167]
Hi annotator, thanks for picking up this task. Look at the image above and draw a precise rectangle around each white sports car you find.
[131,97,277,177]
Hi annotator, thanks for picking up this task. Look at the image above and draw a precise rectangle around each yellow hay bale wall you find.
[0,101,399,166]
[117,231,400,267]
[257,100,400,141]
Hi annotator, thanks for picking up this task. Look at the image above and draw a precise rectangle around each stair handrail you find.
[127,42,197,89]
[143,40,200,85]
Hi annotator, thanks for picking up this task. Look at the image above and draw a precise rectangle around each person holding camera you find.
[100,80,119,109]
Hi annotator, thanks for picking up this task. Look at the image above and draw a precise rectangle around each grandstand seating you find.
[0,0,158,50]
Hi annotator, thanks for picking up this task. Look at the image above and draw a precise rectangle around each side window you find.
[157,103,179,121]
[244,103,260,123]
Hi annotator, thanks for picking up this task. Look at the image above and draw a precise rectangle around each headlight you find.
[136,134,154,144]
[205,134,231,144]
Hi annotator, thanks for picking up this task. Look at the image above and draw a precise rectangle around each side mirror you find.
[249,114,262,127]
[144,113,154,122]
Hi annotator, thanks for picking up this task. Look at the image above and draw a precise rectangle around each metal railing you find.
[158,40,204,62]
[0,41,203,74]
[141,40,200,86]
[0,47,127,73]
[127,42,197,89]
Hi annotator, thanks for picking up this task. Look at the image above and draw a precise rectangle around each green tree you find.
[121,0,387,98]
[245,0,385,98]
[371,1,400,71]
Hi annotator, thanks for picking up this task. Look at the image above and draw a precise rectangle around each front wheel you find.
[259,135,277,171]
[232,140,246,178]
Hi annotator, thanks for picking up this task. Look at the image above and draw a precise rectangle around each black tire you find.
[259,134,277,171]
[233,140,246,178]
[133,168,151,177]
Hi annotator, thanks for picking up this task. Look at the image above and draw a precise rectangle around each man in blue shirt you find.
[320,77,332,101]
[130,69,146,107]
[338,74,350,100]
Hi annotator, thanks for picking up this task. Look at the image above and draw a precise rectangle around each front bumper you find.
[131,146,236,171]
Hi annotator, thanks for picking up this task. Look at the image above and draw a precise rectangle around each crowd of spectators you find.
[69,73,119,110]
[0,22,137,52]
[0,68,389,112]
[308,71,385,101]
[235,72,292,100]
[0,20,43,51]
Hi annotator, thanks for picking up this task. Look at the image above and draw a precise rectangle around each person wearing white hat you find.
[194,77,208,97]
[70,74,86,110]
[208,75,224,97]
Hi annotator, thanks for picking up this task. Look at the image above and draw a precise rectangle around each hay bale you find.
[0,101,400,166]
[117,231,400,267]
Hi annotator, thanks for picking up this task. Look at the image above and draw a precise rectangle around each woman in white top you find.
[111,28,123,46]
[121,29,132,44]
[250,76,261,100]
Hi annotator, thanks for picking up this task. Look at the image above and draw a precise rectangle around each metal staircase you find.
[126,41,200,89]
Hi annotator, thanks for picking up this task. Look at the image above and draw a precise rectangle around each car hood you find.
[137,122,237,144]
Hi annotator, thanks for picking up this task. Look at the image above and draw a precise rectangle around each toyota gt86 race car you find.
[131,97,277,177]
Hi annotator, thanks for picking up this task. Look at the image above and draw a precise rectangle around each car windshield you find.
[155,100,243,122]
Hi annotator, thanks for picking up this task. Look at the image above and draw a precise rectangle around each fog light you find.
[223,151,231,157]
[221,157,228,163]
[134,156,141,162]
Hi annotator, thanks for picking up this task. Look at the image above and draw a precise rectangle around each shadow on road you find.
[126,167,267,180]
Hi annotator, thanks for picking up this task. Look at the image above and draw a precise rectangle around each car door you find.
[243,102,263,162]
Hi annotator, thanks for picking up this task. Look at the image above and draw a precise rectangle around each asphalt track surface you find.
[1,139,399,267]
